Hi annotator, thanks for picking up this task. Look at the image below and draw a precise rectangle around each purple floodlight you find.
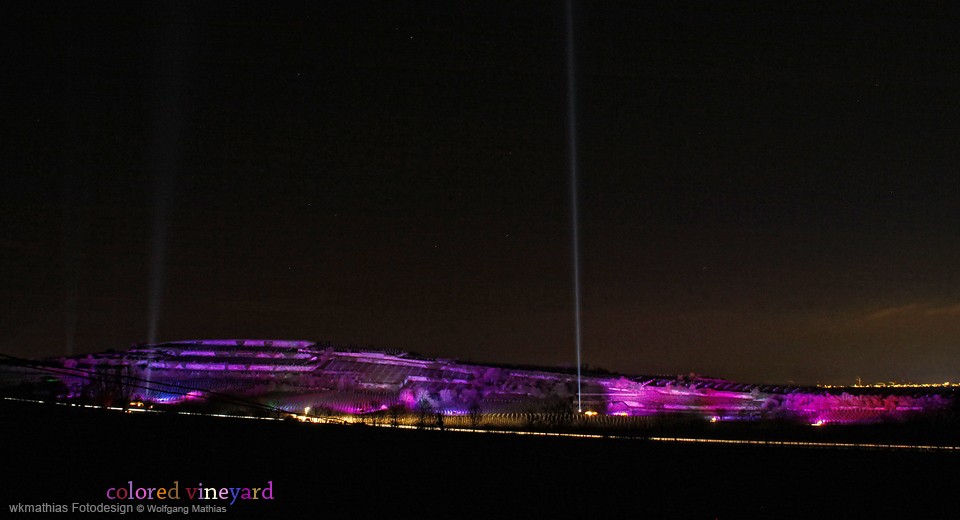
[33,340,953,427]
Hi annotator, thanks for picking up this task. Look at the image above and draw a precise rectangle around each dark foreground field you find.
[4,400,958,519]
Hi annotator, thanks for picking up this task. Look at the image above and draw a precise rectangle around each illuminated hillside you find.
[4,339,953,427]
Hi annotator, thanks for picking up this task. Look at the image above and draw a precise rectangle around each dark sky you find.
[3,1,959,385]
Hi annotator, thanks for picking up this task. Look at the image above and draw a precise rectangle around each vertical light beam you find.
[147,14,187,345]
[566,0,582,413]
[148,175,173,346]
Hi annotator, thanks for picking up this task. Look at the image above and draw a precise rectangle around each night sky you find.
[3,2,960,385]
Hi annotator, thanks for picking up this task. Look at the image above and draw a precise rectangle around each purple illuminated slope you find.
[12,339,953,426]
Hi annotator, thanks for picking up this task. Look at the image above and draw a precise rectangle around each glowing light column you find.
[566,0,582,413]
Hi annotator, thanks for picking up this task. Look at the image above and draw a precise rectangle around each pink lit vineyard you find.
[22,340,954,425]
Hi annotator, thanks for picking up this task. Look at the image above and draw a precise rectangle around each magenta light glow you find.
[31,340,954,426]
